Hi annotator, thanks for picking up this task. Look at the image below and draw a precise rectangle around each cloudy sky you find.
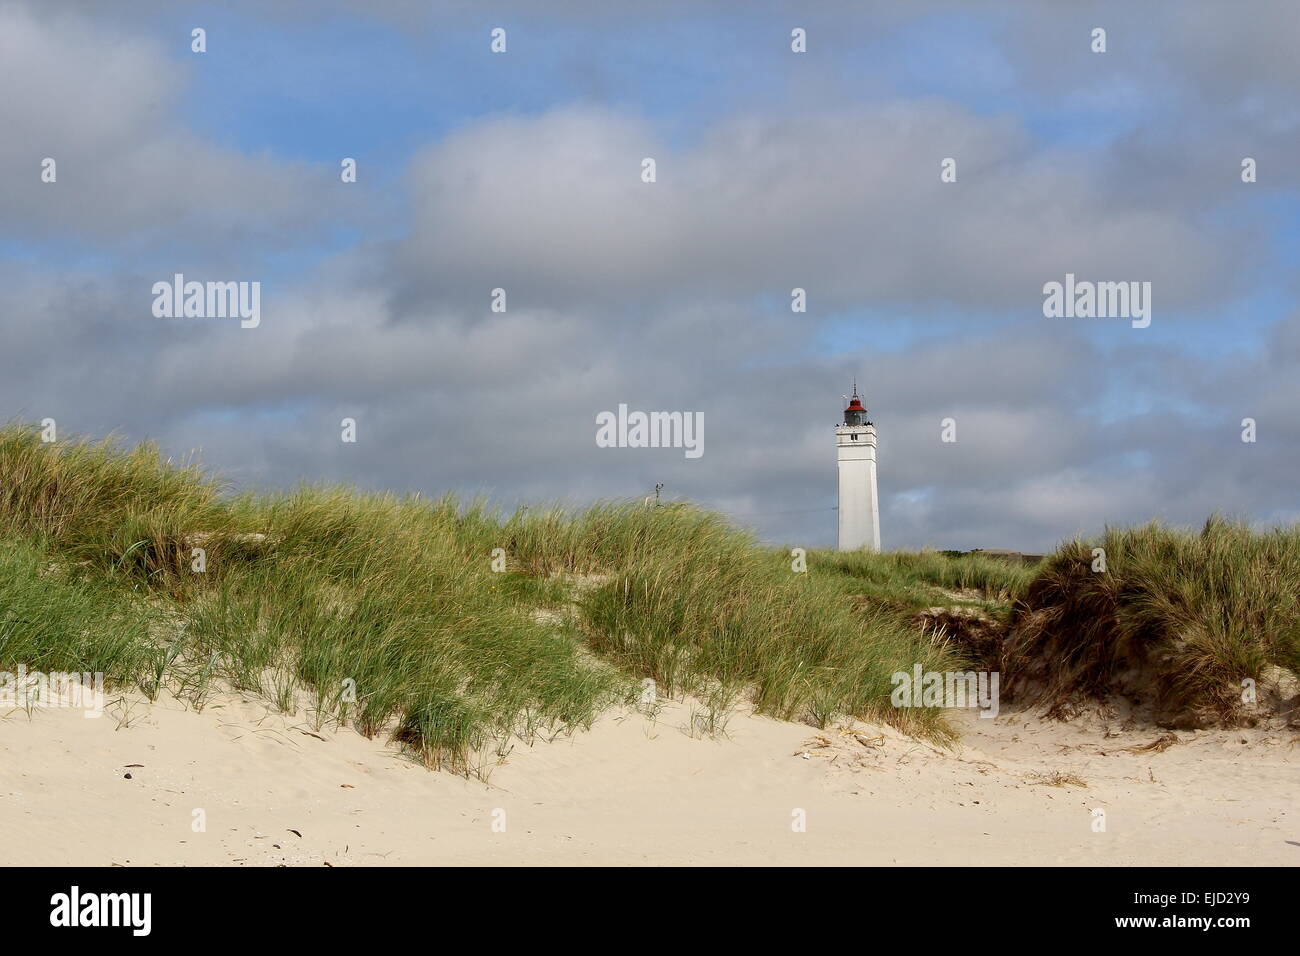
[4,0,1298,551]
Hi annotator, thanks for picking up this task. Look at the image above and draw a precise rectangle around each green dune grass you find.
[811,548,1034,619]
[0,424,957,771]
[4,423,1289,768]
[1003,518,1300,724]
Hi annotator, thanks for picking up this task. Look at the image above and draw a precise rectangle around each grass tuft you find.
[1003,517,1300,725]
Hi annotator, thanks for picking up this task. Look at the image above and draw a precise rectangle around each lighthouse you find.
[836,383,880,552]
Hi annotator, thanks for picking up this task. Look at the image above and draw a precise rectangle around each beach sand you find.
[2,691,1295,866]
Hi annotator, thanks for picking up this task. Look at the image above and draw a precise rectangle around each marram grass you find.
[0,424,957,771]
[5,424,1286,766]
[1003,518,1300,725]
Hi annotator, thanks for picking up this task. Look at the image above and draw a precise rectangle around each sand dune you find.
[1,692,1295,866]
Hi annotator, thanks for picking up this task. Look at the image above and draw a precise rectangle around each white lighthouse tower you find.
[836,382,880,552]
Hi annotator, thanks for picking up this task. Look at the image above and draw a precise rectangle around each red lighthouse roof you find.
[844,379,867,414]
[843,381,870,426]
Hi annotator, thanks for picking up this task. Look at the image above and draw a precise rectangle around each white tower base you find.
[836,422,880,552]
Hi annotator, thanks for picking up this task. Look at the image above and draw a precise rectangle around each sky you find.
[3,0,1298,551]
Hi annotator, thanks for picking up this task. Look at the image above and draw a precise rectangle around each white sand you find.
[1,691,1295,866]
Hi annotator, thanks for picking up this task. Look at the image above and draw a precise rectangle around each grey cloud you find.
[0,3,367,256]
[391,103,1242,317]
